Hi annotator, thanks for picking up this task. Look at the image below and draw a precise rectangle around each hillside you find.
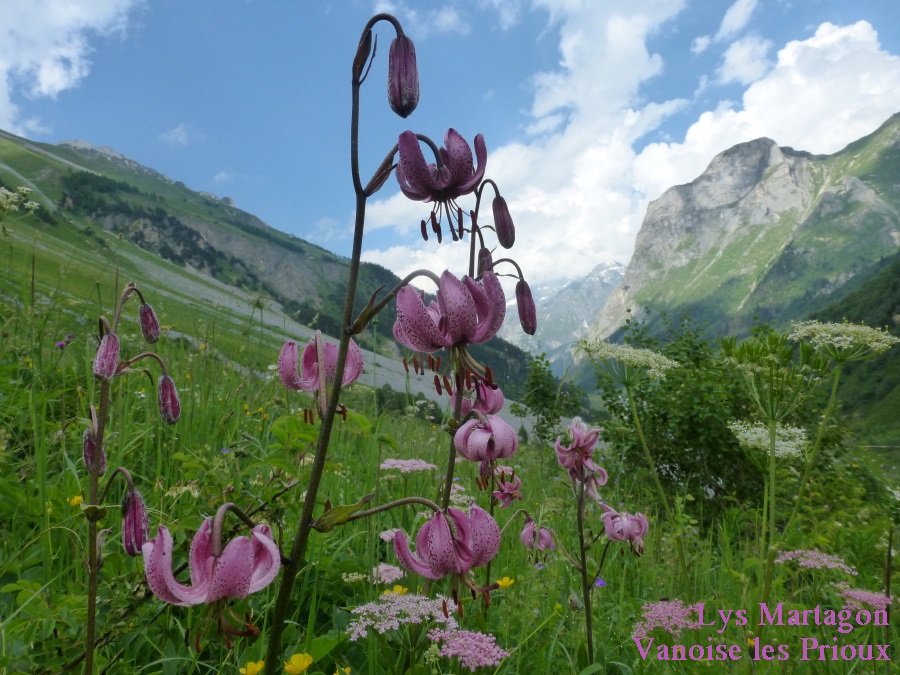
[592,113,900,340]
[0,129,531,399]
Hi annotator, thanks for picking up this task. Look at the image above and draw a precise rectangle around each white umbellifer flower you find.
[789,320,899,359]
[728,420,807,459]
[579,340,679,380]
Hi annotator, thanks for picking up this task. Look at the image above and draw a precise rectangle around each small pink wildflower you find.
[776,549,857,576]
[633,600,701,641]
[373,563,405,585]
[379,528,401,543]
[427,629,508,672]
[834,582,893,611]
[380,458,438,473]
[348,593,458,641]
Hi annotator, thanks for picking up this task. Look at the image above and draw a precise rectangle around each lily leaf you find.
[312,493,375,533]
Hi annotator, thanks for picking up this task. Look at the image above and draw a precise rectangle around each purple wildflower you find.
[372,563,405,585]
[775,549,857,576]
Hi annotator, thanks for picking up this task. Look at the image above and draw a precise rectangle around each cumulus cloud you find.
[0,0,143,134]
[364,13,900,289]
[717,34,773,84]
[372,1,470,37]
[635,21,900,206]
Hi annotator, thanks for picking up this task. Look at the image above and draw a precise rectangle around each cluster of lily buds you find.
[600,503,649,557]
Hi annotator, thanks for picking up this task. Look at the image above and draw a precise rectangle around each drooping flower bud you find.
[139,303,161,343]
[157,375,181,424]
[516,280,537,336]
[122,489,149,556]
[388,34,419,118]
[83,428,106,476]
[92,334,120,380]
[492,195,515,248]
[477,247,493,276]
[520,517,554,550]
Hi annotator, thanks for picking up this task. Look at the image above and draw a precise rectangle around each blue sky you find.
[4,0,900,287]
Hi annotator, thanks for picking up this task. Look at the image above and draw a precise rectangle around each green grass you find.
[1,259,898,674]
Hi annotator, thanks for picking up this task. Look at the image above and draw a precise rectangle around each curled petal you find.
[393,286,444,352]
[278,341,306,391]
[394,519,444,579]
[453,132,487,197]
[342,338,365,386]
[438,271,477,346]
[466,271,506,344]
[143,526,209,606]
[427,510,470,577]
[248,524,282,593]
[468,504,500,568]
[206,536,253,602]
[397,131,439,202]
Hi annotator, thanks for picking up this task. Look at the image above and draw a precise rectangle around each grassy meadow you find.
[1,219,898,675]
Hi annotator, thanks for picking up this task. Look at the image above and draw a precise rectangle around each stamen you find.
[420,219,428,241]
[434,375,443,395]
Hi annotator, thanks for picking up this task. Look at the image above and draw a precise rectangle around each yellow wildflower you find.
[199,343,207,351]
[68,495,83,507]
[382,585,408,597]
[334,667,351,675]
[496,576,515,588]
[284,653,313,674]
[239,661,265,675]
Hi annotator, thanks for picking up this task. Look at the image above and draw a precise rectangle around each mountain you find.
[501,261,623,373]
[591,113,900,340]
[0,129,531,400]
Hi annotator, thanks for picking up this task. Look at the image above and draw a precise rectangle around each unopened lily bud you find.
[516,280,537,336]
[83,428,106,476]
[122,489,149,556]
[139,303,160,343]
[477,247,493,276]
[388,34,419,118]
[157,375,181,424]
[492,195,515,248]
[92,334,119,380]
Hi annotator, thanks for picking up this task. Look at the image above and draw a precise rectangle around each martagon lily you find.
[393,270,505,355]
[393,504,500,607]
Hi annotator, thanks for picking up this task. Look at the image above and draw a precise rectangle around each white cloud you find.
[213,169,234,183]
[372,2,470,38]
[714,0,758,42]
[159,122,190,146]
[691,35,711,55]
[0,0,143,134]
[717,34,773,84]
[635,21,900,206]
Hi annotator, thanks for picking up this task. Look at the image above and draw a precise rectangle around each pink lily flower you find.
[600,504,649,556]
[393,505,500,581]
[278,334,364,392]
[393,270,505,353]
[450,381,505,418]
[454,414,518,480]
[555,419,603,476]
[142,519,280,606]
[396,129,486,204]
[491,471,522,508]
[520,517,554,551]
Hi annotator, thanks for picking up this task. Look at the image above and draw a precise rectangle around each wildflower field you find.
[2,12,900,675]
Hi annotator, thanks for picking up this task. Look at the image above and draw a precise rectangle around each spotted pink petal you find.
[206,535,254,602]
[454,133,487,197]
[487,416,518,459]
[393,286,444,352]
[445,508,474,573]
[248,524,282,593]
[468,504,500,568]
[142,525,210,606]
[442,128,474,190]
[278,341,308,391]
[189,519,215,588]
[437,271,477,345]
[468,271,506,344]
[342,338,365,386]
[397,130,439,202]
[394,515,444,579]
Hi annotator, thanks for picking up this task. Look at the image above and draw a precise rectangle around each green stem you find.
[782,364,842,540]
[625,384,689,587]
[575,475,594,664]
